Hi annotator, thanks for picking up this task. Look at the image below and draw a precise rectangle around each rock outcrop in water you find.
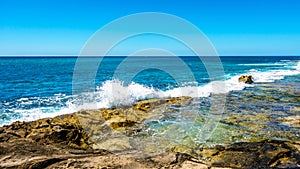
[0,96,300,168]
[238,75,254,84]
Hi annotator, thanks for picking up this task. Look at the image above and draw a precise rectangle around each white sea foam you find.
[164,79,249,98]
[12,107,73,123]
[238,63,288,66]
[0,94,78,126]
[295,61,300,71]
[95,79,165,108]
[249,61,300,83]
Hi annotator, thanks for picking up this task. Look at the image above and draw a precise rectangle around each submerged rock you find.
[238,75,254,84]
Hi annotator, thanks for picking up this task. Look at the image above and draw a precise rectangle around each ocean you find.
[0,56,299,147]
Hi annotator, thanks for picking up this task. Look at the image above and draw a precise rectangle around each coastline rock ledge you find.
[0,96,300,168]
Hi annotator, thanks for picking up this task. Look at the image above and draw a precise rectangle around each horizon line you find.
[0,55,300,57]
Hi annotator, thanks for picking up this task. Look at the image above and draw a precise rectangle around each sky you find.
[0,0,300,56]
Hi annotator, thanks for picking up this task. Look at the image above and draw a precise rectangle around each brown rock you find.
[238,75,254,84]
[0,114,90,149]
[77,96,193,135]
[196,140,300,168]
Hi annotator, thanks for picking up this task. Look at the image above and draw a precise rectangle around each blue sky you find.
[0,0,299,56]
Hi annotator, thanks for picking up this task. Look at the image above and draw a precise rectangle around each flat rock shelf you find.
[1,96,300,168]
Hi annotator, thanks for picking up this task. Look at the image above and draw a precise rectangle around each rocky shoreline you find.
[1,96,300,168]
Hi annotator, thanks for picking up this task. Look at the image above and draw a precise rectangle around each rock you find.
[0,138,211,169]
[92,136,133,151]
[281,115,300,127]
[238,75,254,84]
[39,151,209,169]
[211,140,300,168]
[0,114,90,149]
[1,138,299,168]
[171,140,300,168]
[134,96,192,112]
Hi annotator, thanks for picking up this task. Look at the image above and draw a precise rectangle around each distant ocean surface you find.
[1,56,300,129]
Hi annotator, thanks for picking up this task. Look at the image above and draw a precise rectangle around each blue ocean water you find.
[0,56,299,127]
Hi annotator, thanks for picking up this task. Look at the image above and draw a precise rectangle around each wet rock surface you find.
[218,80,300,144]
[238,75,254,84]
[0,96,300,168]
[171,140,300,168]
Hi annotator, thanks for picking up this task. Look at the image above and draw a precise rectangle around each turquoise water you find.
[0,56,299,127]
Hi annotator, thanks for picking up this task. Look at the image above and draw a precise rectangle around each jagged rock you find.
[1,138,299,168]
[134,96,192,112]
[0,114,90,149]
[171,140,300,168]
[238,75,254,84]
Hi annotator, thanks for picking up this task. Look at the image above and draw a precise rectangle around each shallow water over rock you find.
[130,75,300,152]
